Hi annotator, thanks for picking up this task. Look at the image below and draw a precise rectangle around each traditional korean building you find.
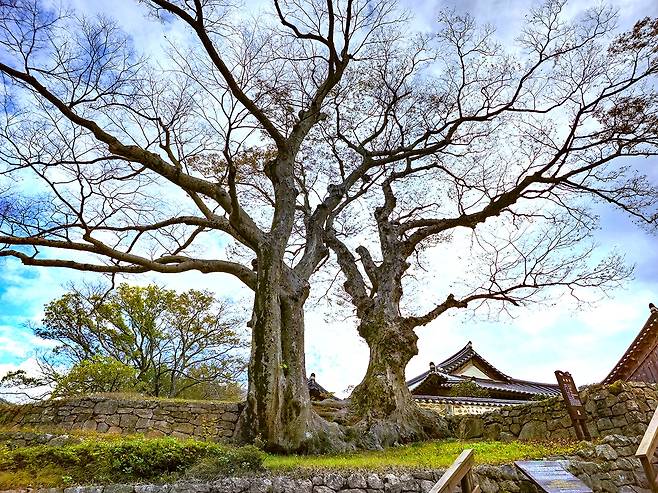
[407,341,560,415]
[603,303,658,384]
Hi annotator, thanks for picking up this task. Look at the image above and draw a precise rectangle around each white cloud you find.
[0,357,52,403]
[404,283,656,389]
[304,311,369,398]
[0,325,54,360]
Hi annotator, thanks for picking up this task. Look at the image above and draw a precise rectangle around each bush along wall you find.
[0,396,242,441]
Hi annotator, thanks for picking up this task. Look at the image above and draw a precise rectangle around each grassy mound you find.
[0,437,263,489]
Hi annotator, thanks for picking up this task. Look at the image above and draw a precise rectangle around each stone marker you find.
[515,461,592,493]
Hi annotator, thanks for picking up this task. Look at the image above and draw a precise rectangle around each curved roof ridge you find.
[437,341,512,382]
[406,367,451,388]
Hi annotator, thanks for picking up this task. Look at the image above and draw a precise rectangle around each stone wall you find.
[1,382,655,444]
[0,396,242,441]
[0,469,540,493]
[0,435,652,493]
[450,381,658,441]
[568,434,647,492]
[0,430,83,449]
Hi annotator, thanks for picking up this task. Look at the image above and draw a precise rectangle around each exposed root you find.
[313,398,449,451]
[234,405,356,454]
[235,398,447,454]
[347,405,449,450]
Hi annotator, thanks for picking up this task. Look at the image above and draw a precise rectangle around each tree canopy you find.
[323,5,658,437]
[34,283,247,399]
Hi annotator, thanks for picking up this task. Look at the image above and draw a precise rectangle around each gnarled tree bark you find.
[239,250,347,453]
[324,9,658,447]
[0,0,391,453]
[349,313,447,448]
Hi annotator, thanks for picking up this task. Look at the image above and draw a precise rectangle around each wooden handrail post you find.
[636,406,658,493]
[430,448,479,493]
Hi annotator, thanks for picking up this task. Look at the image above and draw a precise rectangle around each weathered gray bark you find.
[237,206,348,452]
[327,186,450,447]
[351,317,417,417]
[348,312,448,448]
[236,153,387,452]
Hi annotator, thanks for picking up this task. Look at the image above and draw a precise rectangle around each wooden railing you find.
[636,406,658,493]
[430,448,480,493]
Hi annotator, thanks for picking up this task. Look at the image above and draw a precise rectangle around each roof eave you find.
[603,312,658,384]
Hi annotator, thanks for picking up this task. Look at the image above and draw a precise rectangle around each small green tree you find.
[52,355,143,397]
[32,283,247,399]
[176,379,245,402]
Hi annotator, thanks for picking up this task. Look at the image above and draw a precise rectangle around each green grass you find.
[264,439,585,471]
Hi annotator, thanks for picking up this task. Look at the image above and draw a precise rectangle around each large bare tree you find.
[321,4,658,443]
[1,0,656,452]
[0,0,409,452]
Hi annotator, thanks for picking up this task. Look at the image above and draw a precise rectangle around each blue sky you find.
[1,0,658,398]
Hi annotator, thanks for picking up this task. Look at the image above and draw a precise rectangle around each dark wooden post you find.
[555,370,591,440]
[460,472,474,492]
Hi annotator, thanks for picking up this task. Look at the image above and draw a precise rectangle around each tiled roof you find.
[460,376,559,396]
[406,341,560,398]
[603,306,658,384]
[409,373,559,397]
[308,373,332,399]
[436,341,511,381]
[406,369,450,388]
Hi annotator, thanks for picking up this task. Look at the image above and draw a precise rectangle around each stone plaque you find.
[515,460,592,492]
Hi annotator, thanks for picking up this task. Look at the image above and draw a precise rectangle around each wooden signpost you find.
[554,370,591,440]
[635,405,658,493]
[515,461,592,493]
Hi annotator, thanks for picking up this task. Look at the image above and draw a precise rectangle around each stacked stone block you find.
[449,381,658,441]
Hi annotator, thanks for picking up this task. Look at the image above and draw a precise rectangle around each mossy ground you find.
[0,430,586,489]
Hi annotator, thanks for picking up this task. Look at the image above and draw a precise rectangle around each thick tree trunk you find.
[349,315,448,448]
[237,256,347,453]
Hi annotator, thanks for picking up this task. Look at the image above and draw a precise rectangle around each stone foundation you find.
[0,396,242,441]
[0,469,539,493]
